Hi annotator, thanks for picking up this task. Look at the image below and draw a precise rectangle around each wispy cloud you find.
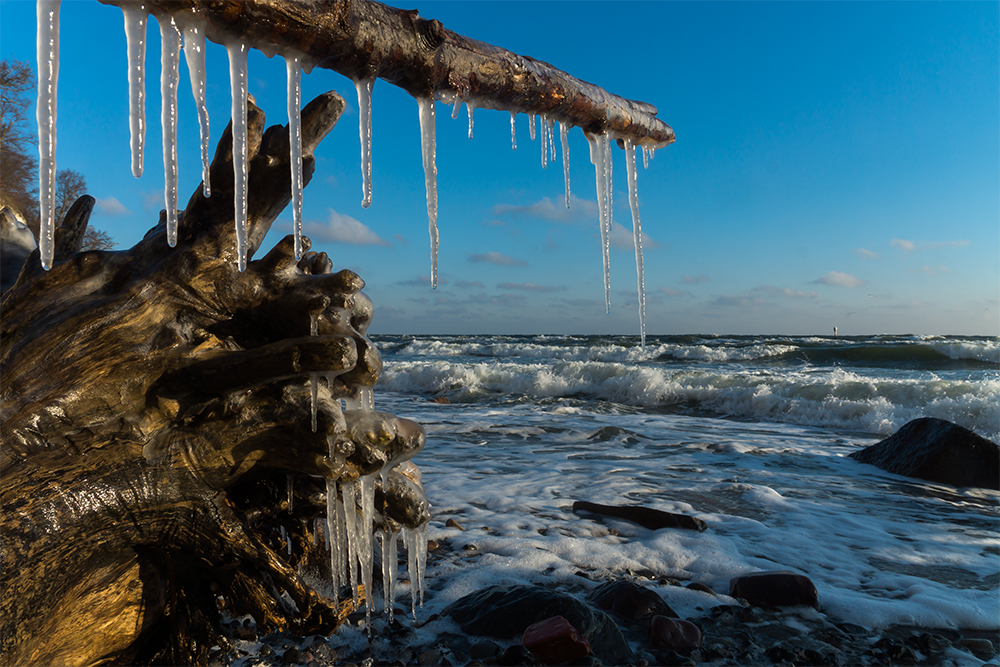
[709,294,767,308]
[609,221,661,250]
[853,247,879,260]
[397,275,446,288]
[497,282,567,293]
[812,271,864,288]
[891,238,968,252]
[94,196,130,216]
[659,287,688,297]
[304,209,391,246]
[492,195,597,224]
[753,285,818,299]
[915,265,951,276]
[468,251,527,266]
[681,274,710,285]
[891,238,917,252]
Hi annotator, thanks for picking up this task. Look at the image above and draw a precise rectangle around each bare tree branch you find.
[97,0,675,148]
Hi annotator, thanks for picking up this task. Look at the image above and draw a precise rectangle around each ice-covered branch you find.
[97,0,675,148]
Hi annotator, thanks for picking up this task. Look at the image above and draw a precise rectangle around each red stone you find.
[649,615,702,650]
[729,570,818,608]
[521,615,591,665]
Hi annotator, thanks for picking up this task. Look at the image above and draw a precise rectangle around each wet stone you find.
[469,640,502,660]
[729,571,819,609]
[588,580,676,621]
[649,616,702,651]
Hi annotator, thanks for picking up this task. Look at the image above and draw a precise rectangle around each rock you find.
[729,571,818,608]
[521,615,591,664]
[649,616,702,651]
[588,580,677,621]
[430,396,451,404]
[498,644,537,666]
[417,647,443,665]
[684,582,715,595]
[469,640,502,660]
[442,585,632,665]
[572,501,707,531]
[445,518,466,531]
[849,418,1000,489]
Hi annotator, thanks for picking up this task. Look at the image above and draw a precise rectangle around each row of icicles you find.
[36,0,658,347]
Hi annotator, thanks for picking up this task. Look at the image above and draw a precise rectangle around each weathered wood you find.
[96,0,675,148]
[0,91,428,666]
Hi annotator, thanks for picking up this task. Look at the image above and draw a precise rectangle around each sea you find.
[360,334,998,633]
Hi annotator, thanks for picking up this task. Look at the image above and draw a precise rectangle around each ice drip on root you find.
[0,92,430,666]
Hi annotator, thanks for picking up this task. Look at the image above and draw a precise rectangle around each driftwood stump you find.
[1,91,429,666]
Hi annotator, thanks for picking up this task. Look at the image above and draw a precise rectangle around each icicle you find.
[528,113,537,141]
[380,529,397,621]
[589,134,612,313]
[417,98,439,290]
[159,16,182,246]
[359,475,376,626]
[509,111,517,151]
[467,102,475,139]
[540,114,547,169]
[403,524,428,620]
[651,147,656,160]
[342,480,360,606]
[450,99,461,119]
[309,312,319,432]
[625,141,647,349]
[287,473,294,513]
[182,23,210,197]
[325,477,343,613]
[642,145,649,170]
[286,56,305,257]
[355,77,374,210]
[359,387,374,413]
[227,42,250,271]
[122,4,147,180]
[560,122,571,209]
[36,0,60,271]
[547,118,556,163]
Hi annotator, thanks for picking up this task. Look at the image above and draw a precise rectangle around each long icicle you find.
[159,15,182,246]
[36,0,60,271]
[590,134,612,313]
[509,111,517,151]
[547,117,556,166]
[287,56,304,258]
[560,122,571,209]
[227,42,249,271]
[603,133,614,312]
[625,141,647,349]
[540,113,548,169]
[182,22,210,197]
[417,98,439,289]
[528,112,536,141]
[121,3,147,180]
[355,77,374,209]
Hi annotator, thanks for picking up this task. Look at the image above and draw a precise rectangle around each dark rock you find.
[849,417,1000,489]
[469,641,502,660]
[587,580,676,621]
[417,647,443,665]
[959,637,995,657]
[729,571,818,608]
[282,646,303,664]
[571,501,707,531]
[684,582,715,596]
[651,649,696,666]
[521,616,591,664]
[498,644,537,666]
[442,585,632,665]
[648,616,702,651]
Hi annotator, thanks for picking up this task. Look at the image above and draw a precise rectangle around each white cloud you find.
[710,294,767,308]
[303,209,391,246]
[853,247,879,260]
[94,196,130,216]
[468,251,527,266]
[492,195,598,223]
[609,221,661,250]
[659,287,688,297]
[753,285,818,299]
[812,271,864,288]
[890,238,916,252]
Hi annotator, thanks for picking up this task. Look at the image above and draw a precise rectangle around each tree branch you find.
[96,0,675,148]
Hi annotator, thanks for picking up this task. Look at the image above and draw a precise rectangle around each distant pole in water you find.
[834,326,838,338]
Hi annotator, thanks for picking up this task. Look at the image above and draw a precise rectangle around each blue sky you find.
[2,1,998,335]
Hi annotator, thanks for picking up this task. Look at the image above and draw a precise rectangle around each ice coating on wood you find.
[589,134,612,313]
[417,98,439,290]
[159,15,182,246]
[560,122,571,209]
[355,77,374,210]
[226,41,250,271]
[35,0,59,271]
[182,22,211,197]
[625,141,647,349]
[287,56,305,257]
[509,111,517,151]
[122,4,146,180]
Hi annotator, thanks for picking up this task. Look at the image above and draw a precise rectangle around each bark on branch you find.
[97,0,675,147]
